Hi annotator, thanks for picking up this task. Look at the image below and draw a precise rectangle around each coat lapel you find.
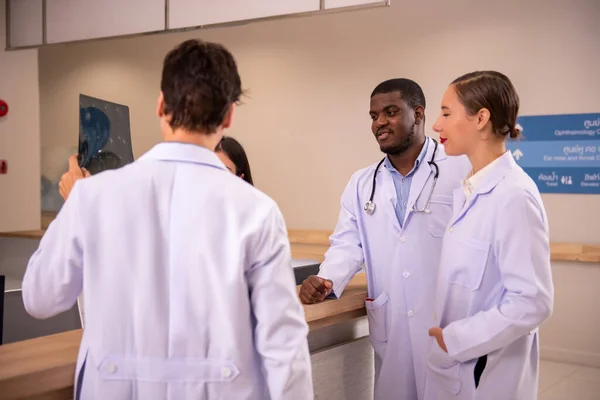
[450,151,516,226]
[452,187,466,223]
[405,139,447,223]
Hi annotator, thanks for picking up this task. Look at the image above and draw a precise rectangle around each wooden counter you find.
[0,230,47,240]
[0,274,367,400]
[0,330,82,400]
[301,272,367,330]
[3,226,598,264]
[287,229,600,264]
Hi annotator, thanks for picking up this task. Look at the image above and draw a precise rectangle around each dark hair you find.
[371,78,426,110]
[215,136,254,186]
[451,71,521,139]
[160,39,242,134]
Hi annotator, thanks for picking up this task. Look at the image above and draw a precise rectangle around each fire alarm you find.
[0,100,7,117]
[0,160,6,174]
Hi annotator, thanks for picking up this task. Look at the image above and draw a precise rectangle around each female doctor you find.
[215,136,254,185]
[424,71,554,400]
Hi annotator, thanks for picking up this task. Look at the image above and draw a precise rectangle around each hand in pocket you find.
[428,327,448,353]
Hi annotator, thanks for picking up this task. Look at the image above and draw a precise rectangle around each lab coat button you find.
[400,236,407,243]
[403,271,410,278]
[107,364,117,374]
[449,227,454,233]
[407,310,414,317]
[222,367,232,378]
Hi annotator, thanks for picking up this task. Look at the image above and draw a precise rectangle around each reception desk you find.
[0,274,370,400]
[3,226,597,399]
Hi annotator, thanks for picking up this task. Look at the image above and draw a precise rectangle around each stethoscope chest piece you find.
[364,200,376,215]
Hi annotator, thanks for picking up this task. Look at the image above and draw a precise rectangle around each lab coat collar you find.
[463,152,506,199]
[431,137,449,163]
[450,150,517,226]
[378,138,447,232]
[139,142,227,171]
[403,138,447,226]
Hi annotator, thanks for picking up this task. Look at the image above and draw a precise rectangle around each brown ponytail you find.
[509,125,522,139]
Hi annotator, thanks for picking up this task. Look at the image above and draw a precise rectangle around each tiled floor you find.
[539,361,600,399]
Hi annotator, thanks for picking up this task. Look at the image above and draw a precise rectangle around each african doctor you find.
[299,78,471,400]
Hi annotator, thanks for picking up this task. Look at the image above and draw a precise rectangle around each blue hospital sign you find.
[506,113,600,194]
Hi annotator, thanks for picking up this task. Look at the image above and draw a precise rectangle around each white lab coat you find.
[424,151,554,400]
[22,142,313,400]
[318,139,470,400]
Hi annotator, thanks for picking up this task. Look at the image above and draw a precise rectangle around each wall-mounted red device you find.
[0,100,8,117]
[0,160,6,174]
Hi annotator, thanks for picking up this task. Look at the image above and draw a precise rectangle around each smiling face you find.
[432,84,481,157]
[369,91,418,155]
[434,71,522,158]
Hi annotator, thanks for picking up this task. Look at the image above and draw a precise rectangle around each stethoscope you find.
[364,138,440,215]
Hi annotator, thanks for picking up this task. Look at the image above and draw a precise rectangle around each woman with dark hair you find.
[215,136,254,185]
[424,71,554,400]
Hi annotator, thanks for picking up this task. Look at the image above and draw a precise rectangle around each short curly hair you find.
[371,78,426,110]
[160,39,242,134]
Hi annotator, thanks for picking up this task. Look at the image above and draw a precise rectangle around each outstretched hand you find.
[299,275,333,304]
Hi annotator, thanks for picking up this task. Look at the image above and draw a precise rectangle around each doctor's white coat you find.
[424,151,554,400]
[22,142,313,400]
[318,139,470,400]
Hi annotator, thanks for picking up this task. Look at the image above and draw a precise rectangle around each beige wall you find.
[38,0,600,240]
[0,0,40,232]
[36,0,600,365]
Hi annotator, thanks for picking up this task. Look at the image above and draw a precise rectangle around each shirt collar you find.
[139,142,226,170]
[383,137,430,176]
[463,152,507,199]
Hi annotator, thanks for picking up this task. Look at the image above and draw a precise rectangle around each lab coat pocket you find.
[365,291,389,343]
[427,339,462,395]
[446,236,490,291]
[427,195,453,238]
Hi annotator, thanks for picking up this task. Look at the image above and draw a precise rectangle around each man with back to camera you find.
[22,39,313,400]
[299,79,471,400]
